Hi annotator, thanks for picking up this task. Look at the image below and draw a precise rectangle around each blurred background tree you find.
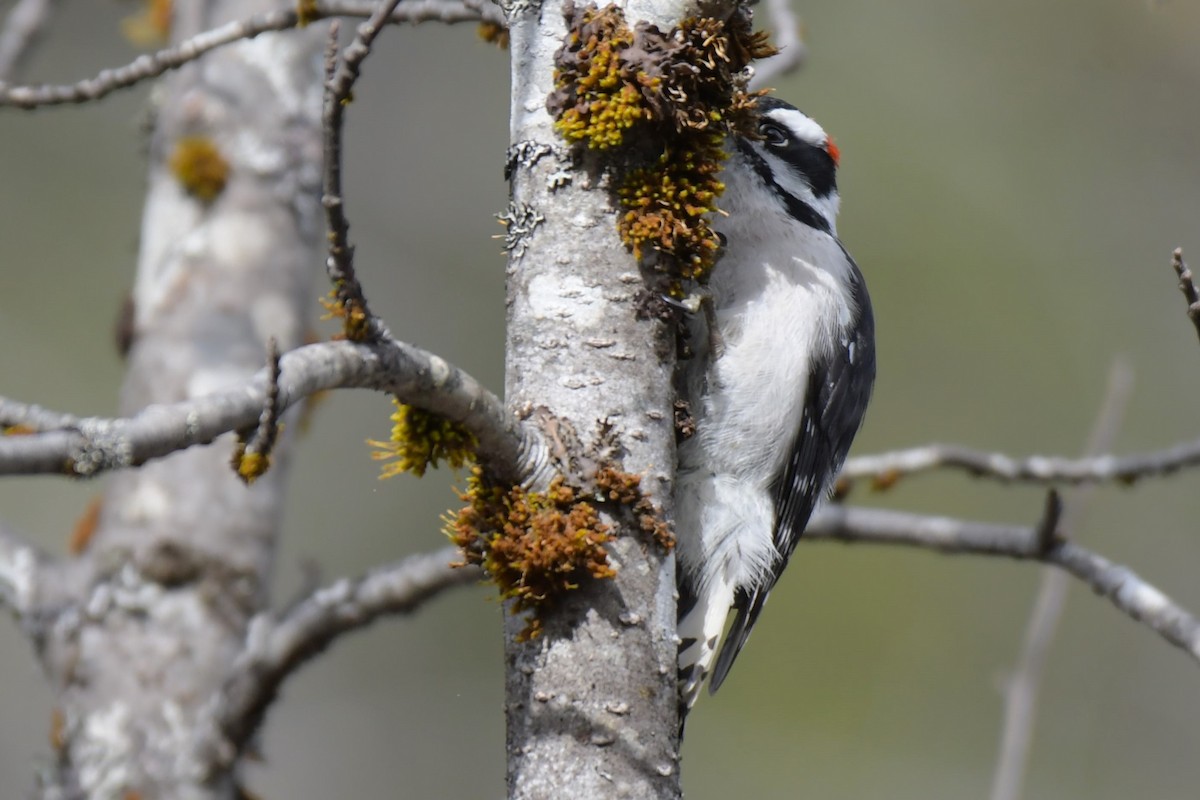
[1,0,1199,797]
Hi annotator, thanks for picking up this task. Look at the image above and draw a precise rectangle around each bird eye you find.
[759,122,788,147]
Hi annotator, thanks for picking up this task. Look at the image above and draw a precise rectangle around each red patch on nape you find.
[825,136,841,166]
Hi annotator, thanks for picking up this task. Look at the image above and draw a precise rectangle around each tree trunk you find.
[500,0,724,794]
[34,2,324,796]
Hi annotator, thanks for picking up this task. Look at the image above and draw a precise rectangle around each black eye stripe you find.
[777,137,836,198]
[734,138,831,235]
[757,108,838,198]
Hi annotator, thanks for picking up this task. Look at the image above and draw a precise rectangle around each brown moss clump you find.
[296,0,320,27]
[550,5,643,150]
[449,470,616,640]
[477,21,510,49]
[594,465,674,551]
[547,3,778,289]
[369,399,477,479]
[168,135,229,204]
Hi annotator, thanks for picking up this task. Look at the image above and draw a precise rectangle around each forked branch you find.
[807,504,1200,664]
[0,0,503,109]
[839,437,1200,489]
[212,546,480,756]
[0,339,547,485]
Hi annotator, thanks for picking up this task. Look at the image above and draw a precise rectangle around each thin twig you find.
[839,437,1200,489]
[807,504,1200,665]
[1030,490,1062,555]
[1172,248,1200,344]
[212,546,481,754]
[321,0,408,342]
[748,0,806,90]
[325,0,501,22]
[231,339,284,484]
[0,338,549,486]
[0,0,502,109]
[0,0,56,82]
[990,359,1133,800]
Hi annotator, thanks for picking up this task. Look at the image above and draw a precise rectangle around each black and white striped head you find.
[732,97,842,236]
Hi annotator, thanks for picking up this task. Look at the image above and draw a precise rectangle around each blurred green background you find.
[2,1,1199,797]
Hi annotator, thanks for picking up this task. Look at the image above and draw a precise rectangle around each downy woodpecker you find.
[676,97,876,711]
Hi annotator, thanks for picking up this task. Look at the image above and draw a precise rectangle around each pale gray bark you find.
[0,0,56,81]
[30,2,325,797]
[501,0,732,795]
[0,339,547,481]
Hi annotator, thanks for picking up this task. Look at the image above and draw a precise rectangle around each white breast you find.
[682,151,855,484]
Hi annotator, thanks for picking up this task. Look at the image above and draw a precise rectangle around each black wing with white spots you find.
[709,257,875,693]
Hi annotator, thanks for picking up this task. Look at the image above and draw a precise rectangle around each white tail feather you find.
[677,580,735,709]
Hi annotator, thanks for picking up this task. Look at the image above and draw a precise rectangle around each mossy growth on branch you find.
[594,465,675,552]
[296,0,320,27]
[319,287,370,342]
[230,444,270,485]
[168,135,229,204]
[478,21,510,49]
[447,463,673,639]
[617,138,727,283]
[547,2,777,290]
[449,470,616,640]
[369,398,477,479]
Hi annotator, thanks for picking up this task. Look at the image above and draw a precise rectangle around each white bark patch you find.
[76,703,135,798]
[1118,575,1170,618]
[133,177,202,325]
[562,374,606,390]
[618,0,696,27]
[428,354,452,388]
[0,546,37,613]
[210,212,272,276]
[314,578,353,608]
[125,481,172,524]
[527,273,605,326]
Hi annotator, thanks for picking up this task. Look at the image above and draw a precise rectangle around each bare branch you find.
[748,0,805,90]
[210,546,480,756]
[990,359,1133,800]
[323,0,501,21]
[0,0,502,109]
[0,401,80,434]
[0,0,56,82]
[1172,248,1200,344]
[320,0,410,342]
[0,339,549,485]
[1,7,299,108]
[807,504,1200,665]
[840,436,1200,489]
